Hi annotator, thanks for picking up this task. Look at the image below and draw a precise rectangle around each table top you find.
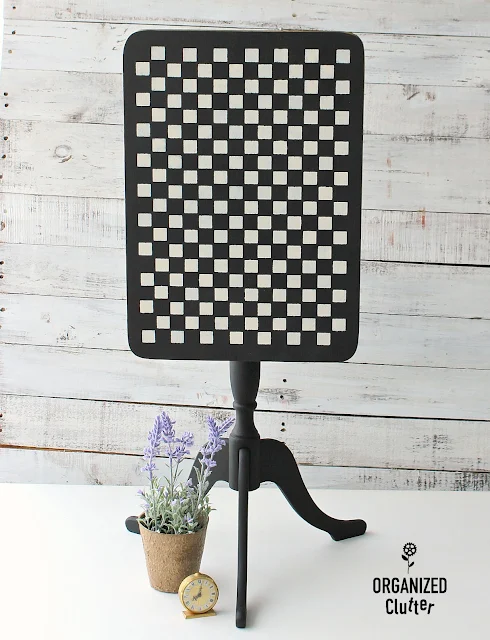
[0,484,488,639]
[123,30,363,363]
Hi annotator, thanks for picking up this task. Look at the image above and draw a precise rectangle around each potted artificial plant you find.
[137,410,234,593]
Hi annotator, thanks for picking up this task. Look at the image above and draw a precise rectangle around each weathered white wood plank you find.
[2,394,489,473]
[0,70,124,126]
[296,465,490,490]
[2,243,489,319]
[2,193,489,265]
[1,448,488,490]
[2,119,490,213]
[3,69,490,140]
[4,2,490,37]
[1,343,490,420]
[0,194,126,249]
[359,261,490,320]
[366,83,490,139]
[3,21,490,87]
[0,244,128,300]
[365,135,490,215]
[3,293,490,370]
[361,209,490,265]
[0,120,124,199]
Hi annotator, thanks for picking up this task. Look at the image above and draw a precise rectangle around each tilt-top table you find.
[122,29,366,628]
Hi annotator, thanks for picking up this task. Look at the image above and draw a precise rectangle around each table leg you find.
[236,446,250,628]
[259,439,367,541]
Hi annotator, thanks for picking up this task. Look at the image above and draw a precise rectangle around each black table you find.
[123,30,367,628]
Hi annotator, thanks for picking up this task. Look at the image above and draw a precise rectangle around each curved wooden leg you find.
[125,515,140,534]
[259,439,367,541]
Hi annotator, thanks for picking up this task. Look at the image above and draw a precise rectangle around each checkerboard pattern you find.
[124,31,363,361]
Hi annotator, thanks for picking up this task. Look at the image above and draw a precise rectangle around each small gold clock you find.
[178,572,219,619]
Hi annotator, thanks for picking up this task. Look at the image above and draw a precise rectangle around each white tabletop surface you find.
[0,483,488,639]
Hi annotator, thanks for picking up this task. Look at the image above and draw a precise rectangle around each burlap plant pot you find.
[139,515,208,593]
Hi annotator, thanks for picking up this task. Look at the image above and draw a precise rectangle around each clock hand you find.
[192,587,203,601]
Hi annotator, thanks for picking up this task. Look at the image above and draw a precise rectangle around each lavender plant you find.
[138,411,234,535]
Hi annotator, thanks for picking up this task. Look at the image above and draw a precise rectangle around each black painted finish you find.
[123,29,364,362]
[236,447,250,628]
[123,30,367,628]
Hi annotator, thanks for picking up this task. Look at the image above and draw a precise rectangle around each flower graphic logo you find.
[402,542,417,574]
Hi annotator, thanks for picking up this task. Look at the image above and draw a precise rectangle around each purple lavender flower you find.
[140,412,235,534]
[142,410,176,483]
[141,460,157,476]
[167,441,191,462]
[198,415,234,477]
[154,411,176,444]
[200,439,221,458]
[179,431,194,447]
[207,415,235,442]
[161,430,194,464]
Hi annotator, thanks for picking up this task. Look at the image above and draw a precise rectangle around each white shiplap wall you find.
[1,1,489,489]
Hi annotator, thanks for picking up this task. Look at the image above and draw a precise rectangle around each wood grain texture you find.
[3,21,490,87]
[1,343,490,420]
[2,394,489,473]
[2,3,490,487]
[2,243,489,319]
[365,83,490,140]
[2,448,489,490]
[2,193,490,265]
[0,194,127,249]
[361,210,490,265]
[3,293,490,370]
[0,70,124,126]
[4,1,490,37]
[2,119,490,213]
[3,69,490,140]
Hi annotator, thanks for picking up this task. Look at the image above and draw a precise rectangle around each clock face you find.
[181,576,218,613]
